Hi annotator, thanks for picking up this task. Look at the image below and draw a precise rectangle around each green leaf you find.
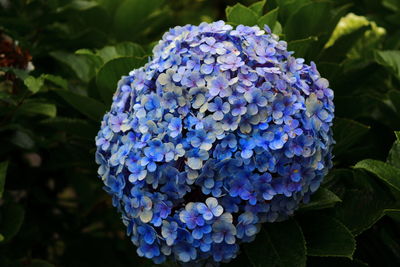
[30,259,55,267]
[96,42,146,63]
[57,0,99,12]
[333,118,370,157]
[334,169,395,235]
[0,203,25,242]
[267,220,306,267]
[41,117,98,140]
[244,229,278,267]
[24,76,44,94]
[19,101,57,118]
[299,187,341,211]
[321,26,369,63]
[226,3,258,26]
[388,90,400,116]
[385,209,400,222]
[299,214,355,258]
[56,90,107,121]
[246,220,306,267]
[284,1,332,41]
[388,132,400,168]
[0,161,8,198]
[288,36,318,58]
[257,7,279,29]
[355,159,400,192]
[96,56,147,105]
[11,131,34,149]
[114,0,164,38]
[375,50,400,81]
[249,0,266,16]
[50,51,102,83]
[41,74,68,90]
[0,67,28,80]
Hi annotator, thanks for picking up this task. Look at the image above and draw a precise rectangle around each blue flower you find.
[161,221,178,246]
[208,76,230,97]
[212,213,236,244]
[179,203,205,229]
[196,197,224,220]
[109,113,131,133]
[208,97,230,121]
[95,21,335,265]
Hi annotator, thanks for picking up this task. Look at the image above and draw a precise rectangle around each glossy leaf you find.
[355,159,400,192]
[299,187,341,211]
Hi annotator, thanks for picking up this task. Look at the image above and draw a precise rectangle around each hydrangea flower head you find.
[95,21,334,265]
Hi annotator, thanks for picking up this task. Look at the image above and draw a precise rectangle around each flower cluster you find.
[95,21,334,265]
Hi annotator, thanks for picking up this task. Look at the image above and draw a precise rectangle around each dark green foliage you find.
[0,0,400,266]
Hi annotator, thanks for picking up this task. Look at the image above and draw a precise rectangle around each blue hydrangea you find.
[95,21,335,265]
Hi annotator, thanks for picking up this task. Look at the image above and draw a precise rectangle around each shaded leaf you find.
[244,229,278,267]
[0,161,8,198]
[299,214,355,258]
[114,0,164,38]
[333,118,370,156]
[226,3,258,26]
[355,159,400,192]
[96,56,147,105]
[50,51,102,83]
[30,259,55,267]
[334,169,395,235]
[284,1,332,41]
[11,131,34,149]
[41,117,98,140]
[41,74,68,90]
[56,90,107,121]
[0,203,25,242]
[388,131,400,168]
[18,101,57,118]
[385,209,400,222]
[375,50,400,80]
[288,36,318,58]
[321,26,369,62]
[245,220,306,267]
[299,187,341,211]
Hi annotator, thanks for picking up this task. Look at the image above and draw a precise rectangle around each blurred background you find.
[1,0,400,266]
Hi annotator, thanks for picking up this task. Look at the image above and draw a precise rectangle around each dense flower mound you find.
[95,21,334,265]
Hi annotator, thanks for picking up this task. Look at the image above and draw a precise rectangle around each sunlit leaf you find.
[226,3,258,26]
